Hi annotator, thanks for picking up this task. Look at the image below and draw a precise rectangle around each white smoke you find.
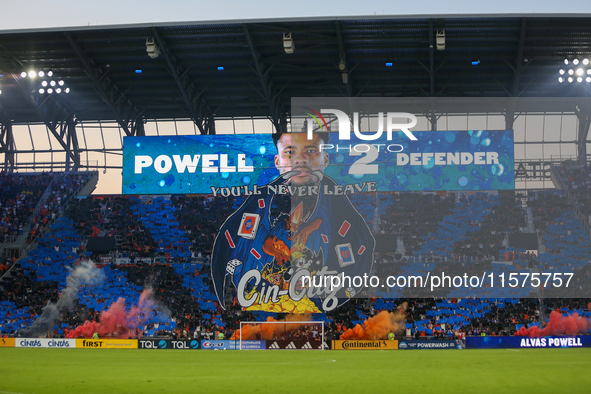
[20,261,104,337]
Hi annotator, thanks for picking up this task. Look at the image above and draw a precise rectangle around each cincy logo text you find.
[304,108,418,142]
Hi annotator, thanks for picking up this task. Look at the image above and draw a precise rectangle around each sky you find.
[0,0,590,31]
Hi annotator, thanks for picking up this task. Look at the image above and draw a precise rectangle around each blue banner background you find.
[122,131,514,194]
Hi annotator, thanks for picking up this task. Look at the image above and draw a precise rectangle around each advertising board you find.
[138,339,200,349]
[75,339,138,349]
[0,337,15,347]
[15,338,76,348]
[398,340,464,349]
[466,336,591,349]
[332,340,398,350]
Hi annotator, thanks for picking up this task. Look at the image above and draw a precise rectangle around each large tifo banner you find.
[122,131,514,195]
[121,101,514,314]
[467,335,591,349]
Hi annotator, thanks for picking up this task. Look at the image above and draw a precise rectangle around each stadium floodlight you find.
[38,71,44,77]
[568,69,574,75]
[568,77,574,83]
[41,81,48,87]
[576,68,584,76]
[587,77,591,83]
[564,59,569,65]
[558,77,564,83]
[0,89,2,95]
[47,88,53,94]
[436,29,445,50]
[573,59,580,65]
[28,71,36,78]
[283,32,295,54]
[50,80,56,87]
[584,58,590,65]
[56,88,61,94]
[47,71,53,77]
[58,80,64,86]
[20,71,27,78]
[588,69,591,75]
[39,88,45,94]
[65,88,70,93]
[559,69,565,75]
[146,37,160,59]
[577,77,583,83]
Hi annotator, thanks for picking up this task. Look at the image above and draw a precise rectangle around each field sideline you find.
[1,348,590,394]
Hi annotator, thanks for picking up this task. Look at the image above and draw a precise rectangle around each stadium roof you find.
[0,14,590,132]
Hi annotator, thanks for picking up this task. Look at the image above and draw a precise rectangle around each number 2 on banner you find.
[348,145,379,175]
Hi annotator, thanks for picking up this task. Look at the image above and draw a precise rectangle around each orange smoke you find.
[515,310,590,337]
[340,305,407,340]
[231,313,317,340]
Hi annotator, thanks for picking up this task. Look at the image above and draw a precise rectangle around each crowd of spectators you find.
[555,165,591,218]
[381,193,456,254]
[27,172,94,243]
[172,195,236,257]
[65,196,157,258]
[0,173,52,243]
[1,173,590,340]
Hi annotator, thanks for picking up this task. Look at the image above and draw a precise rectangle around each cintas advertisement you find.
[15,338,76,348]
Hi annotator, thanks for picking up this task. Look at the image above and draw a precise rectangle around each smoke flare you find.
[515,310,590,337]
[67,289,166,339]
[19,261,104,337]
[340,307,406,340]
[231,313,319,340]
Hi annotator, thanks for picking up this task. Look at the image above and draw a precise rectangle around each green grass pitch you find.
[1,348,590,394]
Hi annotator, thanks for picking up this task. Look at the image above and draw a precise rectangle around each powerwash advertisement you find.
[121,124,513,314]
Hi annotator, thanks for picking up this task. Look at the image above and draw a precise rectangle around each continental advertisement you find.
[75,339,138,349]
[0,337,15,347]
[332,340,398,350]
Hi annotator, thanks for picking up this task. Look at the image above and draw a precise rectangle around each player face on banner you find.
[210,131,376,313]
[274,133,329,186]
